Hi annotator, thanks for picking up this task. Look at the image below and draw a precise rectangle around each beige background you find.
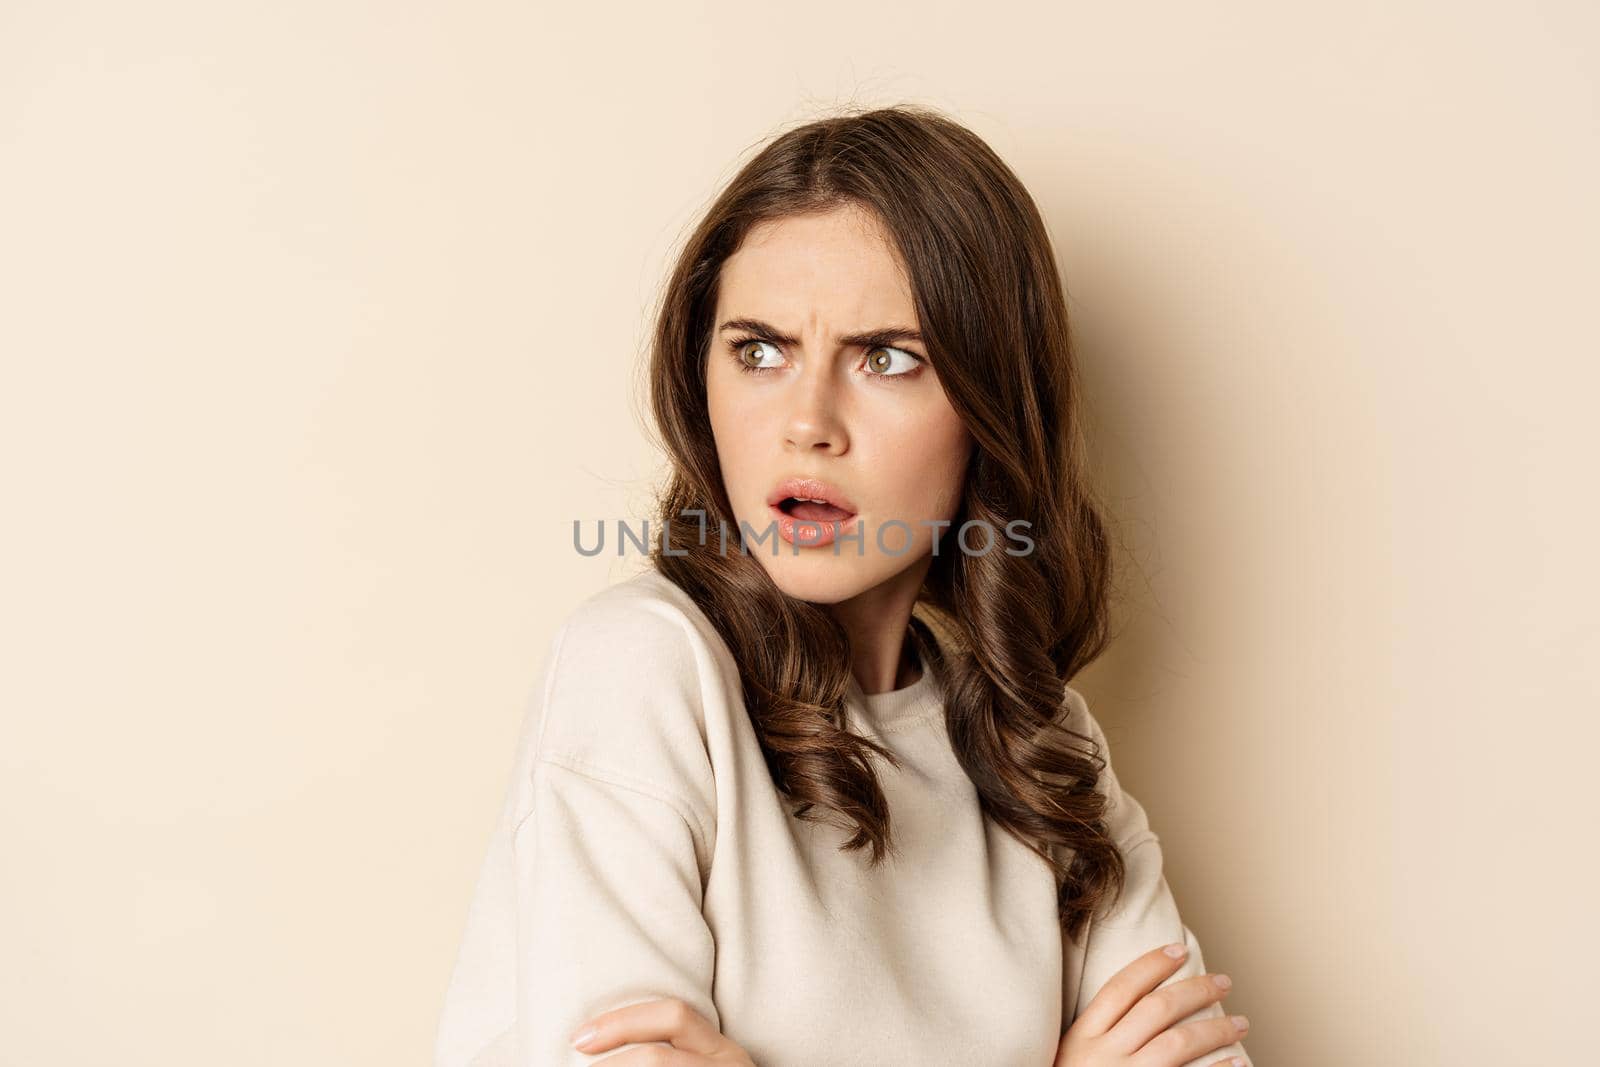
[3,2,1596,1064]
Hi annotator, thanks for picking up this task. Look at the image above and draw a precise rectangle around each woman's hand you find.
[1054,943,1249,1067]
[569,997,756,1064]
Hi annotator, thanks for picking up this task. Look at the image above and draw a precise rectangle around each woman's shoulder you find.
[1056,682,1102,748]
[559,567,716,642]
[550,568,732,688]
[528,569,731,806]
[1054,683,1157,854]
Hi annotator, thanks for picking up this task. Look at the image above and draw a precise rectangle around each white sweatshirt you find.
[433,569,1250,1066]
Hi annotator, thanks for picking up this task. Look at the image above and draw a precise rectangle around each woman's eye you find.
[730,338,922,378]
[864,345,920,377]
[734,339,784,371]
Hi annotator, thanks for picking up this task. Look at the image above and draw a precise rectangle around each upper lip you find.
[766,476,859,514]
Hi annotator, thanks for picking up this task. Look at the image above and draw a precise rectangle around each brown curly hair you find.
[644,103,1124,944]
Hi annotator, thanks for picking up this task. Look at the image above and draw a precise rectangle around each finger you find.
[570,997,722,1056]
[1105,972,1234,1052]
[1072,943,1192,1037]
[589,1048,703,1066]
[1129,1011,1251,1067]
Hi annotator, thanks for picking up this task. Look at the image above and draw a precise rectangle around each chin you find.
[755,554,892,605]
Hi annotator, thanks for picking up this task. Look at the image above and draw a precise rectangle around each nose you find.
[783,360,848,455]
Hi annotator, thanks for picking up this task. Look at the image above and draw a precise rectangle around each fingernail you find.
[570,1025,596,1049]
[1162,942,1187,959]
[1213,973,1232,991]
[1230,1014,1249,1032]
[1231,1059,1247,1066]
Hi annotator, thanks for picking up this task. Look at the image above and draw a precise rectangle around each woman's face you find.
[706,204,974,605]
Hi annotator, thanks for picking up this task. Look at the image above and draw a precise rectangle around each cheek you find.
[705,364,738,451]
[706,371,760,497]
[883,402,972,519]
[930,420,974,514]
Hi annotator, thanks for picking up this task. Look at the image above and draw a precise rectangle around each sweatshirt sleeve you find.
[434,593,721,1067]
[1065,688,1252,1067]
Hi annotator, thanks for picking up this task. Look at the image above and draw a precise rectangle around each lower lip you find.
[768,502,861,548]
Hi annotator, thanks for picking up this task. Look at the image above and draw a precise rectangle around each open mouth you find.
[765,477,859,547]
[776,497,856,524]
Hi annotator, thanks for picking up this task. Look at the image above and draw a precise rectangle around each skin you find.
[568,204,1251,1064]
[1051,944,1249,1066]
[704,202,973,694]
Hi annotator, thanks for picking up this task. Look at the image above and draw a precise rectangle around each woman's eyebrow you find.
[718,317,925,348]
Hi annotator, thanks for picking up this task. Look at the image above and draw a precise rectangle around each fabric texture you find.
[434,569,1250,1066]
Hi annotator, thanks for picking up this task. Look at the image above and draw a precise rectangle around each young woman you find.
[435,105,1252,1067]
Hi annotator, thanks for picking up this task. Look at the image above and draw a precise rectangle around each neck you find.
[826,555,933,695]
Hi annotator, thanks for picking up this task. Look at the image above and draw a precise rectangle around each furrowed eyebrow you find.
[718,317,924,349]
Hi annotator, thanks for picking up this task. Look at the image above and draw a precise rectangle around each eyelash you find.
[723,336,926,379]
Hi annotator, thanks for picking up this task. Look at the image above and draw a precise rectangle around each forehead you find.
[716,205,917,325]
